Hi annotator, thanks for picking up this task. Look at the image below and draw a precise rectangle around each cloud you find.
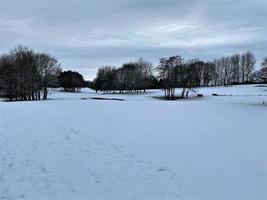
[1,0,266,80]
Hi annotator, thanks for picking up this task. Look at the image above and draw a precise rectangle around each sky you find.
[1,0,266,80]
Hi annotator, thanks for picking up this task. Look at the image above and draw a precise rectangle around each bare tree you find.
[0,45,61,101]
[157,56,183,99]
[241,51,256,82]
[261,57,267,68]
[230,54,240,83]
[92,58,155,93]
[202,62,215,86]
[37,53,61,99]
[136,57,154,92]
[253,57,267,82]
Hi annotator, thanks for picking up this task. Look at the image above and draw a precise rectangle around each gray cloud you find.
[1,0,266,80]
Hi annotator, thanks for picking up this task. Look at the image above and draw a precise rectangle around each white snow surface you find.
[0,85,267,200]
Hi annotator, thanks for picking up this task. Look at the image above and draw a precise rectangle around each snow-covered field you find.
[0,85,266,200]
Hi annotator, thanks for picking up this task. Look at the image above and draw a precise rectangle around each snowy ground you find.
[0,85,266,200]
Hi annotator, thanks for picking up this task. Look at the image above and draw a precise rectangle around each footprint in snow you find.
[157,168,166,172]
[65,135,70,140]
[69,128,79,135]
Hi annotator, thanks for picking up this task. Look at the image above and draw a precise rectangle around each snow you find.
[0,85,267,200]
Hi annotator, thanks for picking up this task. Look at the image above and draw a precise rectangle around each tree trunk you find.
[181,88,186,98]
[186,88,189,98]
[43,87,47,100]
[171,88,175,100]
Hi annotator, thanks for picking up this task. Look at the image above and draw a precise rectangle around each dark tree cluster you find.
[90,51,259,100]
[59,70,86,92]
[0,46,61,101]
[92,58,157,93]
[157,56,216,99]
[156,51,257,99]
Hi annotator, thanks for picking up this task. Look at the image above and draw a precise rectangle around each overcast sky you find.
[1,0,266,80]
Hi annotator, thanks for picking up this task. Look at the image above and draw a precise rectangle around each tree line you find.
[92,58,157,93]
[92,51,266,99]
[0,46,86,101]
[156,51,258,99]
[1,45,266,101]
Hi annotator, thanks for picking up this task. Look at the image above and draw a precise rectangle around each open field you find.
[0,85,266,200]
